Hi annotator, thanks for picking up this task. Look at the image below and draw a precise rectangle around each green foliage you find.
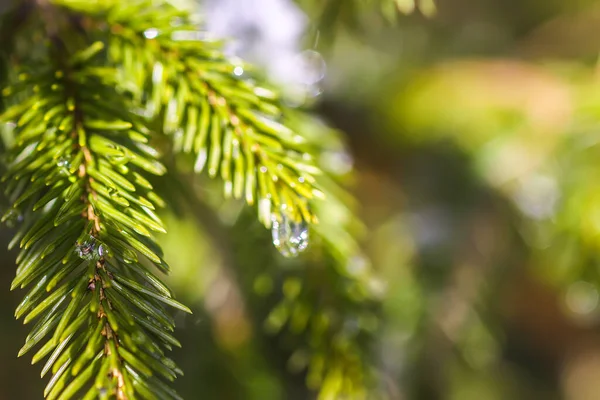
[0,0,376,399]
[3,39,191,398]
[58,0,326,229]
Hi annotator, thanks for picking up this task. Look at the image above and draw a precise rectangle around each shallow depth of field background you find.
[2,0,600,399]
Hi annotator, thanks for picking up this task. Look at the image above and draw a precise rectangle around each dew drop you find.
[98,244,107,258]
[144,28,159,39]
[233,66,244,76]
[271,210,309,258]
[296,50,326,86]
[75,236,107,261]
[76,240,95,260]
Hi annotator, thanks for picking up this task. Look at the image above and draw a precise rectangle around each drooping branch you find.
[1,7,190,397]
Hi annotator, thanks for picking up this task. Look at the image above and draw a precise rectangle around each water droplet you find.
[296,50,326,86]
[76,241,95,260]
[98,244,107,258]
[271,210,309,258]
[75,236,107,261]
[233,66,244,76]
[144,28,159,39]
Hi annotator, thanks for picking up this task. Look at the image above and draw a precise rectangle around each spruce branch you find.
[57,0,328,232]
[0,1,383,399]
[167,113,380,399]
[1,7,190,397]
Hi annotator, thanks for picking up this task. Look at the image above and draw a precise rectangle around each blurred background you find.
[3,0,600,398]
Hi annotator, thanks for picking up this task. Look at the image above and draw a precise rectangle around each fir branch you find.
[1,14,190,398]
[0,2,383,400]
[57,0,327,231]
[89,4,382,396]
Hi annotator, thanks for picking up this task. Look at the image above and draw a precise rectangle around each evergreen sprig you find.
[0,1,378,399]
[56,0,326,229]
[1,9,190,397]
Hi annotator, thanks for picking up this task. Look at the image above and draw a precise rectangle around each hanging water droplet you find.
[271,210,309,258]
[296,50,326,86]
[281,49,327,106]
